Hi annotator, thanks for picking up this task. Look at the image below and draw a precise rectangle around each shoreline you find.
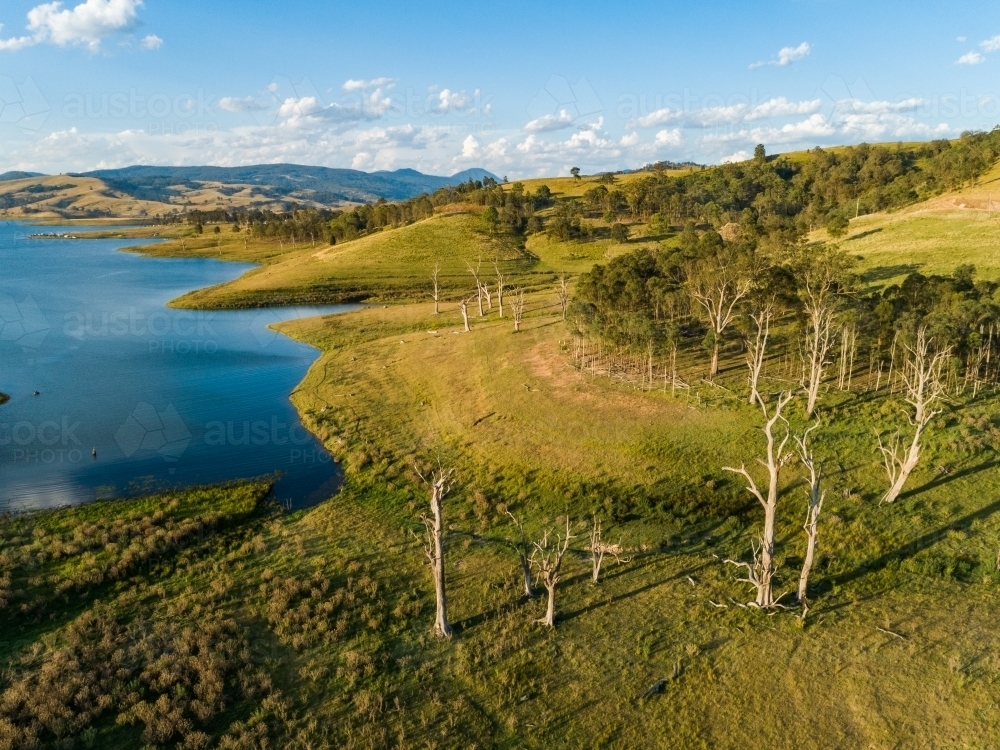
[6,223,345,508]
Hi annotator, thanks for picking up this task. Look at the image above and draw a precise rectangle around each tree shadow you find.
[896,459,1000,501]
[560,559,716,623]
[846,228,883,242]
[861,264,921,283]
[831,494,1000,588]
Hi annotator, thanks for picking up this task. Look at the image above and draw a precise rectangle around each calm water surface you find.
[0,222,352,511]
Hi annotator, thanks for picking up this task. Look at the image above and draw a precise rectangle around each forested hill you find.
[72,164,499,205]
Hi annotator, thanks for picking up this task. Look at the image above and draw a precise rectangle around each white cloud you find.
[750,41,810,69]
[981,35,1000,52]
[703,114,836,146]
[777,42,811,66]
[0,0,144,52]
[721,150,751,164]
[745,97,822,120]
[628,98,822,129]
[0,29,35,51]
[353,124,436,150]
[838,112,951,140]
[958,51,986,65]
[628,104,742,128]
[140,33,161,50]
[685,104,749,127]
[619,132,640,147]
[841,97,927,114]
[273,86,393,127]
[654,129,682,147]
[524,109,574,132]
[629,107,681,128]
[432,88,471,113]
[460,135,480,159]
[219,96,268,114]
[342,77,396,92]
[958,36,967,43]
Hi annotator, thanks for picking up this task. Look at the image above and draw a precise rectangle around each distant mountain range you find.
[0,171,45,182]
[66,164,500,205]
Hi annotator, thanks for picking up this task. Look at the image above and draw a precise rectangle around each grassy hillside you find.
[13,156,1000,747]
[82,165,498,205]
[167,210,549,308]
[0,175,175,219]
[811,162,1000,285]
[8,293,1000,747]
[0,167,498,220]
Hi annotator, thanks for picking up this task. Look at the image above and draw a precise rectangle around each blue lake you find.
[0,222,352,511]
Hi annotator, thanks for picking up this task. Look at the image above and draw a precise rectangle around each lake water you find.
[0,222,353,512]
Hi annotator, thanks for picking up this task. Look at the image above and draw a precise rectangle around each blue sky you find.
[1,0,1000,176]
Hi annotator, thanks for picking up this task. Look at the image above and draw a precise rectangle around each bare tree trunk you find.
[494,260,506,318]
[542,582,556,626]
[588,516,628,583]
[506,511,533,597]
[794,423,825,608]
[723,391,794,607]
[690,265,751,378]
[557,275,570,321]
[431,262,441,315]
[460,296,473,332]
[416,467,456,639]
[530,517,575,627]
[511,288,525,332]
[803,278,836,416]
[880,328,950,504]
[467,260,485,316]
[745,303,772,408]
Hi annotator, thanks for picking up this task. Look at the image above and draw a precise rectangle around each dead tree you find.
[460,295,475,332]
[415,466,456,638]
[794,422,825,608]
[483,282,493,310]
[494,260,506,318]
[530,517,576,627]
[723,390,794,607]
[430,262,441,315]
[689,265,751,377]
[803,275,837,415]
[588,516,630,583]
[511,288,526,332]
[745,301,773,408]
[879,328,951,504]
[505,510,533,598]
[557,276,570,321]
[467,260,485,316]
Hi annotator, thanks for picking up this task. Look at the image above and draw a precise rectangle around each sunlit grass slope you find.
[169,210,547,308]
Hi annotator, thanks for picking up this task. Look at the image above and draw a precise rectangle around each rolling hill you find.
[0,164,498,220]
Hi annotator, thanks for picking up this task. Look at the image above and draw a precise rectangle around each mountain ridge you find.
[70,164,499,205]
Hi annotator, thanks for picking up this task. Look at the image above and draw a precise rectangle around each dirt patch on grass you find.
[522,334,692,422]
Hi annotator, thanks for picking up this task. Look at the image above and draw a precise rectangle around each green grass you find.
[807,162,1000,286]
[160,211,555,308]
[13,173,1000,747]
[816,210,1000,286]
[268,293,1000,748]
